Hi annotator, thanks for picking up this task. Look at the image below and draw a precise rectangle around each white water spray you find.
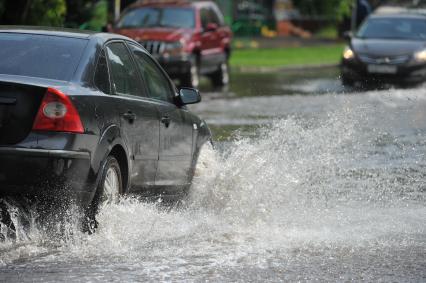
[0,104,424,280]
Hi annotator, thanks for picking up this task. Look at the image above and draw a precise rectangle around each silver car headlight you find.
[414,49,426,62]
[343,46,355,60]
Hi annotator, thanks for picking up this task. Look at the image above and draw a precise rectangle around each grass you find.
[230,44,345,68]
[314,26,339,40]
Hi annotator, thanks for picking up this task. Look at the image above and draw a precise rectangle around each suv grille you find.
[139,41,165,55]
[358,54,410,65]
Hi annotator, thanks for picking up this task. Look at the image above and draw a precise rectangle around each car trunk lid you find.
[0,76,69,145]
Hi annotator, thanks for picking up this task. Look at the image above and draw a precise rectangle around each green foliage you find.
[336,0,352,22]
[0,0,109,29]
[315,25,338,39]
[65,0,109,30]
[27,0,67,26]
[293,0,352,22]
[0,0,66,26]
[79,0,108,31]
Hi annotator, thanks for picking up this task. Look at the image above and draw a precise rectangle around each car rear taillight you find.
[32,87,84,133]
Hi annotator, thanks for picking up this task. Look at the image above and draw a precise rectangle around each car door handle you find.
[161,116,170,128]
[121,111,136,122]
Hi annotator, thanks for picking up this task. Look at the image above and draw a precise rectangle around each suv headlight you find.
[343,46,355,60]
[162,40,185,57]
[414,49,426,62]
[164,41,183,52]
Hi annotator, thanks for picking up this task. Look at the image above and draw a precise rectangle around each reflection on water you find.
[199,67,341,98]
[1,69,425,281]
[195,68,425,141]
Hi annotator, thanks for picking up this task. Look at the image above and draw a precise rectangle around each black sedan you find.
[0,28,211,228]
[341,11,426,86]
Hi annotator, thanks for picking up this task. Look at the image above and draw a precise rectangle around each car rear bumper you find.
[0,147,90,159]
[0,133,99,206]
[341,59,426,85]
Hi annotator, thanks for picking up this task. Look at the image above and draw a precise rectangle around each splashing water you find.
[0,104,425,281]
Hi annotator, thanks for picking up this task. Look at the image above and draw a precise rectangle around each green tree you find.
[27,0,66,26]
[0,0,66,26]
[65,0,100,28]
[78,0,108,31]
[293,0,352,22]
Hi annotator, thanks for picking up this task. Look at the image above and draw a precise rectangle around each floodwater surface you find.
[0,69,425,282]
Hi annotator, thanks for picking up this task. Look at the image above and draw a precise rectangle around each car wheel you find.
[341,74,355,87]
[180,58,200,88]
[211,61,230,87]
[84,155,122,233]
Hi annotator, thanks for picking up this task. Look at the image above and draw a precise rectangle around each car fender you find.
[188,118,212,177]
[91,124,130,190]
[196,119,212,149]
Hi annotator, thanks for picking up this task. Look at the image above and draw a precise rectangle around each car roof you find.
[370,13,426,20]
[372,6,426,19]
[0,26,95,38]
[0,26,132,42]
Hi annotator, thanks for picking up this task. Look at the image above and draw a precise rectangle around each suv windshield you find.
[117,7,195,29]
[0,33,87,81]
[357,17,426,40]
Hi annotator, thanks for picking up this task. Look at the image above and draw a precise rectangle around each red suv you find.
[111,1,232,88]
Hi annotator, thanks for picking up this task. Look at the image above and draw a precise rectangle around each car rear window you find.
[117,7,195,29]
[357,17,426,40]
[0,33,88,81]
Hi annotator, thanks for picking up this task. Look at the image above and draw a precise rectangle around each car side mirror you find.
[179,88,201,105]
[343,30,353,41]
[206,23,218,32]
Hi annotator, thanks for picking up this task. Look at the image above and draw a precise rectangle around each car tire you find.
[341,74,355,87]
[180,57,200,88]
[83,155,122,233]
[211,61,230,87]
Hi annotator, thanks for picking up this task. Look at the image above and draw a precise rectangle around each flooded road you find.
[1,68,425,282]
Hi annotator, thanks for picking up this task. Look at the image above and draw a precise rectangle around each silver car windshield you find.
[357,17,426,40]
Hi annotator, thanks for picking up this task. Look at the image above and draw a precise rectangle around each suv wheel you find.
[211,61,229,87]
[181,57,200,88]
